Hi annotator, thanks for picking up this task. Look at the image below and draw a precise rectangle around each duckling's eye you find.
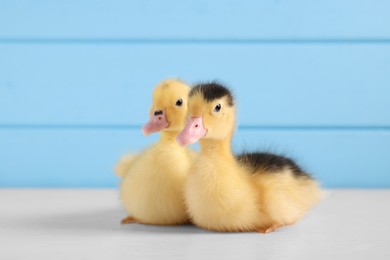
[175,99,183,107]
[214,104,222,112]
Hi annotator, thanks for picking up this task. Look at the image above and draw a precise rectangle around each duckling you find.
[177,82,321,233]
[119,79,194,225]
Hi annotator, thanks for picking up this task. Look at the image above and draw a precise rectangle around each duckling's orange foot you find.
[121,216,142,224]
[255,224,282,234]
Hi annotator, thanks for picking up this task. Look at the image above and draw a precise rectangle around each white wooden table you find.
[1,189,389,260]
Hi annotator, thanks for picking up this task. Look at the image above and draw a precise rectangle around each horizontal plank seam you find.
[1,124,390,131]
[1,38,390,45]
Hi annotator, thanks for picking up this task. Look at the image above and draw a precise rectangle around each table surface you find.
[1,189,389,260]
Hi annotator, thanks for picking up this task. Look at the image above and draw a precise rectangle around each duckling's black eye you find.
[214,104,222,112]
[175,99,183,107]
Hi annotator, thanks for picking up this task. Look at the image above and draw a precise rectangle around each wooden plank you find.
[1,44,389,126]
[1,1,389,39]
[1,128,389,188]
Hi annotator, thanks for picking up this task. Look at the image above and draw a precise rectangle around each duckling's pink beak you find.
[142,110,169,136]
[177,117,207,146]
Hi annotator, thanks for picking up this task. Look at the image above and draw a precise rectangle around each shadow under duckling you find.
[177,82,322,233]
[119,79,195,225]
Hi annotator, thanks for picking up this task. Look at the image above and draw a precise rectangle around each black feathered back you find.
[236,152,311,179]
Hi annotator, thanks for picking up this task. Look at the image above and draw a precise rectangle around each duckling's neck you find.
[159,131,180,144]
[199,138,234,160]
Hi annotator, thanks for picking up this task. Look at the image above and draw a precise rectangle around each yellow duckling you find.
[119,79,194,225]
[177,82,321,233]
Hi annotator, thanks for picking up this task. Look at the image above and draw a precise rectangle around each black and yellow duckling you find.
[177,82,321,233]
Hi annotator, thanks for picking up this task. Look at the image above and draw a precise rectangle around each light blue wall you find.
[1,0,389,188]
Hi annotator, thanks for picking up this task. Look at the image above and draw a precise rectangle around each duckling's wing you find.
[236,152,311,179]
[115,153,137,178]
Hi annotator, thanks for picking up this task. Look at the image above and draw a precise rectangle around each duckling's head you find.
[142,79,190,136]
[177,82,235,146]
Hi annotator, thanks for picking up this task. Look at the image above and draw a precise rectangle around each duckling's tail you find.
[114,153,136,178]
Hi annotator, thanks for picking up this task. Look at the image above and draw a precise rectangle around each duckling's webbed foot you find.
[121,216,142,224]
[255,223,282,234]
